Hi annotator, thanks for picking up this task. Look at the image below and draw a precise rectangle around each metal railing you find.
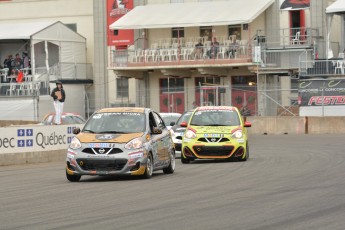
[110,44,252,67]
[299,59,345,76]
[35,63,93,80]
[256,27,319,49]
[0,81,49,97]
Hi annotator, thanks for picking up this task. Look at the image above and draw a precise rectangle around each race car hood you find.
[77,132,144,143]
[191,125,240,134]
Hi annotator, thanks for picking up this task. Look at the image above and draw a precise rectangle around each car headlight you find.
[125,137,143,149]
[185,130,196,139]
[69,137,81,150]
[231,130,243,139]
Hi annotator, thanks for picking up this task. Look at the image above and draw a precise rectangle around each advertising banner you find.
[0,125,83,154]
[280,0,310,10]
[298,79,345,107]
[107,0,134,47]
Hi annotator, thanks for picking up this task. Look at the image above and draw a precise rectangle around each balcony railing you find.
[35,63,93,81]
[110,44,253,68]
[299,59,345,77]
[256,27,319,49]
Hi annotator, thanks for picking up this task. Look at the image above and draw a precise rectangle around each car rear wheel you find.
[142,154,153,179]
[66,170,81,182]
[163,150,175,174]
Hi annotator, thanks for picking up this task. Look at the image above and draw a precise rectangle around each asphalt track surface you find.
[1,134,345,230]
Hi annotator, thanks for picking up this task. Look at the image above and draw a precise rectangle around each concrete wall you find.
[1,116,345,166]
[246,116,345,135]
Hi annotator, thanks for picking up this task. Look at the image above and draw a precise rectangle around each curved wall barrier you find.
[1,117,345,166]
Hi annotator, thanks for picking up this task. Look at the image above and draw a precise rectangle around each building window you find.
[65,23,77,32]
[228,25,241,40]
[172,27,184,38]
[200,26,213,42]
[117,78,129,98]
[160,78,184,93]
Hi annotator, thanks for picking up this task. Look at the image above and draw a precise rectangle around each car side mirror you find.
[244,121,252,127]
[73,127,81,134]
[170,121,175,126]
[152,127,163,134]
[180,122,187,127]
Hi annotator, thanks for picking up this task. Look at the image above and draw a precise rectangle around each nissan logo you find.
[99,148,105,154]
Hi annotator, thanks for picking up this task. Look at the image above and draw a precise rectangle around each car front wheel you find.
[163,150,175,174]
[239,142,249,161]
[142,154,153,179]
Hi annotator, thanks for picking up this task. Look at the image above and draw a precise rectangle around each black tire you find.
[142,154,153,179]
[163,150,176,174]
[181,155,190,164]
[66,170,81,182]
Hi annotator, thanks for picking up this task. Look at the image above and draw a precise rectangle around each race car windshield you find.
[83,112,146,133]
[162,115,180,126]
[190,110,240,126]
[176,112,192,125]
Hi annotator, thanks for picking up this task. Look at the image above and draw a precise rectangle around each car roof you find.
[195,106,238,111]
[43,112,83,119]
[159,113,182,117]
[96,107,146,113]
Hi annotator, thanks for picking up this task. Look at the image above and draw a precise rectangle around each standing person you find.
[50,81,66,125]
[193,39,204,59]
[207,37,219,59]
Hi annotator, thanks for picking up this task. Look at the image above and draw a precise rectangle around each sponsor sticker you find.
[204,134,223,138]
[89,143,114,148]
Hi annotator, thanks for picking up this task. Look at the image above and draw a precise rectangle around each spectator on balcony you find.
[3,54,14,77]
[192,39,204,59]
[227,40,240,59]
[13,53,23,75]
[22,52,31,75]
[207,37,219,59]
[22,52,31,68]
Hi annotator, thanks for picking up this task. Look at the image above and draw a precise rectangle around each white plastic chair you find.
[156,49,169,62]
[168,48,178,61]
[180,48,191,60]
[0,68,9,82]
[6,83,17,96]
[217,46,228,59]
[132,49,143,62]
[334,60,344,74]
[291,32,301,45]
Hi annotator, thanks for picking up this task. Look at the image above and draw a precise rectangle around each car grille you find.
[82,148,123,155]
[76,159,127,171]
[192,146,234,156]
[197,137,230,143]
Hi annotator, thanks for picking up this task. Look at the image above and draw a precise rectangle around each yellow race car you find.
[181,106,251,163]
